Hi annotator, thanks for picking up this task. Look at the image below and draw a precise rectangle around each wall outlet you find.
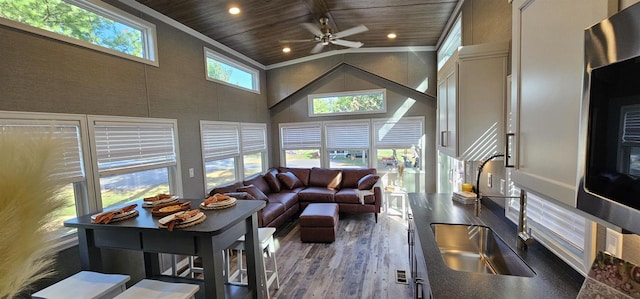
[487,173,493,188]
[500,179,506,195]
[188,168,195,178]
[605,228,623,258]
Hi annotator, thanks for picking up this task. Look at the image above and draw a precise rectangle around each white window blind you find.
[93,121,176,175]
[325,121,370,149]
[374,118,423,148]
[201,122,240,161]
[241,123,267,154]
[281,123,321,149]
[508,191,586,252]
[622,107,640,143]
[0,120,84,184]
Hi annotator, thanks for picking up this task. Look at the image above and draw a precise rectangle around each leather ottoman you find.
[299,203,339,242]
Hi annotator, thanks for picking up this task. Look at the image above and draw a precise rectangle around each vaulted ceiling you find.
[133,0,460,66]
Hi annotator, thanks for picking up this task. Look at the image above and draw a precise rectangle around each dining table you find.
[64,198,267,299]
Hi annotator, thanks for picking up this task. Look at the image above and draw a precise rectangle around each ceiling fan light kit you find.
[280,17,368,54]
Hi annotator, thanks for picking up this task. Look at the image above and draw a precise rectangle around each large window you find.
[308,89,386,117]
[200,121,267,191]
[0,112,92,242]
[325,121,370,168]
[241,123,267,178]
[204,48,260,93]
[0,0,158,65]
[280,122,322,168]
[89,116,181,209]
[373,118,424,169]
[279,117,425,176]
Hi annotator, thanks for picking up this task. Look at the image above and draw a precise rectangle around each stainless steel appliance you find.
[578,3,640,234]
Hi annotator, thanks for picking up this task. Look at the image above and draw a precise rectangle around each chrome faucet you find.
[474,154,533,250]
[516,189,533,250]
[474,154,504,216]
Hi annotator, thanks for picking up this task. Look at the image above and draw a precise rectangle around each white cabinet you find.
[510,0,616,207]
[437,42,509,161]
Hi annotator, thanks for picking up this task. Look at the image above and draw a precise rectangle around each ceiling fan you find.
[280,17,368,54]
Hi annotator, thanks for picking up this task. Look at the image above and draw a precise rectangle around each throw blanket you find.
[355,180,383,205]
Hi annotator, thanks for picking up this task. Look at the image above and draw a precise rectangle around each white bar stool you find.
[226,227,279,298]
[31,271,130,299]
[113,279,199,299]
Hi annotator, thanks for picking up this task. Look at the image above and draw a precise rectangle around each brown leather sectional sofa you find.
[209,167,382,228]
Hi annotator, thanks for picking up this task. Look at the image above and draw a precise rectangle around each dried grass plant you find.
[0,129,65,299]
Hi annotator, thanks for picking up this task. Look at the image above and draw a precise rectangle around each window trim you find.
[279,116,425,169]
[307,89,387,117]
[437,15,461,71]
[0,110,96,250]
[200,121,268,191]
[87,115,183,209]
[0,0,158,66]
[204,47,261,94]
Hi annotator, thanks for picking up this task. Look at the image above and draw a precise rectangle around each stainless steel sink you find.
[431,223,535,277]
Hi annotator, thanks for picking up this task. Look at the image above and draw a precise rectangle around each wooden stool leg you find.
[267,236,280,289]
[271,248,280,289]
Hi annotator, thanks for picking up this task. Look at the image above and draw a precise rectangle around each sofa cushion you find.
[341,168,377,189]
[263,171,281,193]
[243,174,271,195]
[335,188,376,204]
[267,192,298,210]
[298,187,336,203]
[309,167,342,189]
[261,202,286,226]
[237,185,269,201]
[209,181,244,196]
[277,171,303,190]
[358,174,380,190]
[223,191,256,200]
[278,167,310,186]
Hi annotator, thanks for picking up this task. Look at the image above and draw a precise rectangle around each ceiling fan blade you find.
[332,25,368,39]
[330,39,364,48]
[279,39,315,43]
[302,22,323,37]
[310,43,325,54]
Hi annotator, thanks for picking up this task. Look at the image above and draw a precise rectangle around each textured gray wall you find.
[267,51,438,192]
[461,0,512,46]
[267,51,436,107]
[0,16,268,201]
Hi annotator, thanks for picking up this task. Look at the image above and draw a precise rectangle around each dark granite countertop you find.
[409,193,584,299]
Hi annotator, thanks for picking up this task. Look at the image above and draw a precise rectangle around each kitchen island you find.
[409,193,584,298]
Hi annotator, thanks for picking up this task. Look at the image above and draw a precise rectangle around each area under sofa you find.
[209,167,382,228]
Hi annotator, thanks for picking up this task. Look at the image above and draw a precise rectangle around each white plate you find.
[158,211,203,226]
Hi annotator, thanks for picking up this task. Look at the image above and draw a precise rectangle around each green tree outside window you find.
[0,0,144,57]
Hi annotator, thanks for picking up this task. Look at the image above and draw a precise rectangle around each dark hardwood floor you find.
[267,209,412,298]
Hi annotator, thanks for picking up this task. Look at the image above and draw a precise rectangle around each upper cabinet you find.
[437,42,509,161]
[510,0,616,207]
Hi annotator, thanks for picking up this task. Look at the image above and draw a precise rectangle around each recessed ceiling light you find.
[228,7,240,15]
[282,47,291,53]
[387,33,397,39]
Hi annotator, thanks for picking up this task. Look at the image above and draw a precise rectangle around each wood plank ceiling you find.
[134,0,460,66]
